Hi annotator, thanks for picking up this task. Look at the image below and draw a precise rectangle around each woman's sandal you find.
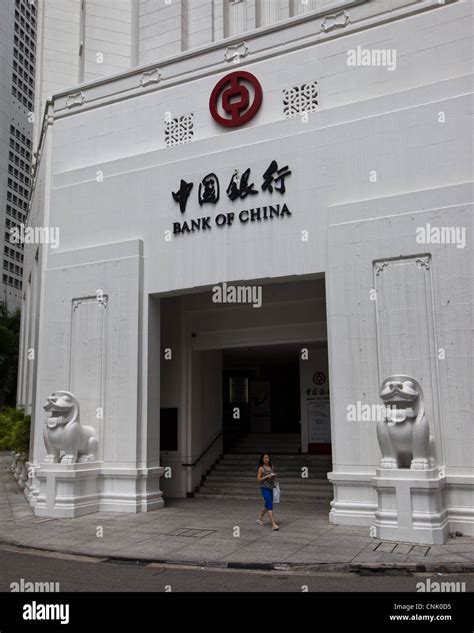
[272,525,279,531]
[256,519,263,525]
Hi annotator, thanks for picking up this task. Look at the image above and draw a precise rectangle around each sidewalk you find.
[1,454,473,572]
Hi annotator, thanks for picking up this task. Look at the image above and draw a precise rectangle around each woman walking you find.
[256,453,279,530]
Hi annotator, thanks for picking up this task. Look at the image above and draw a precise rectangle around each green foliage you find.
[0,407,31,456]
[0,302,21,407]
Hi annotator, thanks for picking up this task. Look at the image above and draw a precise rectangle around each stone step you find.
[206,475,331,486]
[234,435,301,439]
[221,453,332,461]
[233,446,302,451]
[233,438,301,444]
[234,438,301,444]
[233,448,301,453]
[195,490,332,502]
[196,485,332,496]
[233,446,299,455]
[197,434,333,500]
[213,473,329,480]
[203,485,332,496]
[202,481,332,496]
[218,462,330,469]
[212,469,330,478]
[215,466,330,473]
[215,462,332,476]
[235,434,300,439]
[234,440,301,444]
[214,478,329,485]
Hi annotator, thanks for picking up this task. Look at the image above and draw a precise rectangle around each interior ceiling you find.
[223,341,327,364]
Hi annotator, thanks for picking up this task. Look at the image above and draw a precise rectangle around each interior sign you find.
[170,161,292,236]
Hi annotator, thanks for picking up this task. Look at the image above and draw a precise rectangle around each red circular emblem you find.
[209,71,263,128]
[313,372,326,386]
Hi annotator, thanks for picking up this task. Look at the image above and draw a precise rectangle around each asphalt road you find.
[1,546,472,633]
[0,544,473,592]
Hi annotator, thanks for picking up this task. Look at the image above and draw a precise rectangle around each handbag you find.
[273,481,281,504]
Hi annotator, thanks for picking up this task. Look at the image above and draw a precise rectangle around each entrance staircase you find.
[195,433,333,504]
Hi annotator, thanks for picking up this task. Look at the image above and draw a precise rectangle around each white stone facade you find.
[33,0,429,146]
[17,0,473,542]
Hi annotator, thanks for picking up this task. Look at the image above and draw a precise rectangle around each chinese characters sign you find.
[305,370,331,444]
[170,161,292,236]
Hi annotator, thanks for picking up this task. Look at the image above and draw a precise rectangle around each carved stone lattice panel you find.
[165,114,194,147]
[283,81,318,118]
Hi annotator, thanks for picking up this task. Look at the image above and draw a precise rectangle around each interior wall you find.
[197,350,224,487]
[223,350,301,436]
[145,294,161,466]
[159,295,185,498]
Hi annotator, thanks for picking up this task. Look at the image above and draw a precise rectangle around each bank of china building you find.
[17,0,473,545]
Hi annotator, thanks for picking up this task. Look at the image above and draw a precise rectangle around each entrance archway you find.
[157,276,333,504]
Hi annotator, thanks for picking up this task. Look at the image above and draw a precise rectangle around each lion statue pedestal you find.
[33,391,102,518]
[372,467,448,544]
[371,376,449,545]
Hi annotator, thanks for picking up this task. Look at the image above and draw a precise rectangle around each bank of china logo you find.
[313,372,326,386]
[209,70,263,128]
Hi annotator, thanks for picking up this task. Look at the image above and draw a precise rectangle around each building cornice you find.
[52,0,367,99]
[50,0,457,119]
[26,100,54,221]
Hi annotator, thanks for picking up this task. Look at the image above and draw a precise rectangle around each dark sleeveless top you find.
[260,465,275,489]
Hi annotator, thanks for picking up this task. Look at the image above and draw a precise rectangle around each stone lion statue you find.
[43,391,98,464]
[377,375,435,470]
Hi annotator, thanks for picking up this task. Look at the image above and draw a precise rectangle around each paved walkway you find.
[1,454,473,571]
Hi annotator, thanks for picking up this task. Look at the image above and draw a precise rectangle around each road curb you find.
[1,538,474,574]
